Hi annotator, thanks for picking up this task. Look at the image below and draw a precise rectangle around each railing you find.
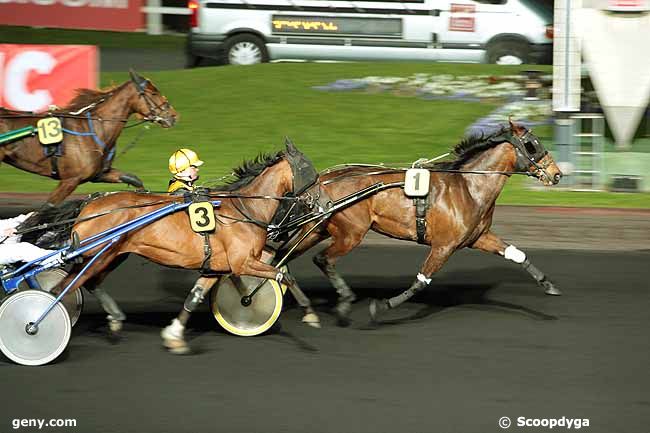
[141,0,191,36]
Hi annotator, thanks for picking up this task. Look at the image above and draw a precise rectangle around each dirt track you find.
[1,245,649,433]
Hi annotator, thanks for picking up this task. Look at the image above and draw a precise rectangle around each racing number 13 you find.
[36,117,63,145]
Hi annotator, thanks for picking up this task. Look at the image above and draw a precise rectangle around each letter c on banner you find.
[5,51,57,112]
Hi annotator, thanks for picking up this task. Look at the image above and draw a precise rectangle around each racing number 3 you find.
[188,202,216,232]
[36,117,63,145]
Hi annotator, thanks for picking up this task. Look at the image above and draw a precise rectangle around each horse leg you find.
[282,272,320,328]
[236,256,320,328]
[369,246,453,323]
[471,231,561,295]
[93,168,144,189]
[312,226,366,327]
[161,276,219,354]
[84,254,130,338]
[276,229,329,328]
[47,177,82,205]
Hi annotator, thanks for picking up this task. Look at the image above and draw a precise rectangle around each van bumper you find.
[530,43,552,65]
[186,32,227,60]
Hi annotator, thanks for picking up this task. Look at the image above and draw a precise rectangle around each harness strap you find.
[200,232,214,275]
[414,197,428,245]
[50,154,60,180]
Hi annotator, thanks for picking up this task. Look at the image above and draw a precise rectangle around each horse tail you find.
[18,199,87,248]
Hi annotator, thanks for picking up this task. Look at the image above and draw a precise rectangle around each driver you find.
[167,148,204,194]
[0,213,55,266]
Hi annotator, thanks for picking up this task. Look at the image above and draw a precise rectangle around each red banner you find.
[0,45,98,113]
[0,0,143,32]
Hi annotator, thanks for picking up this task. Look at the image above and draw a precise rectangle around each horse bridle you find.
[510,128,553,182]
[132,78,173,124]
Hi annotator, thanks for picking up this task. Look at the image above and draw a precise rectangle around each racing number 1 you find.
[404,168,430,197]
[412,172,420,190]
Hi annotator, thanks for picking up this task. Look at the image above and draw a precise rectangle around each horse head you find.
[129,69,178,128]
[509,119,562,186]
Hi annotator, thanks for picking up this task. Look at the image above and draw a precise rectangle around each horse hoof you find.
[542,281,562,296]
[545,286,562,296]
[162,338,190,355]
[336,315,351,328]
[302,313,321,329]
[108,319,123,333]
[369,298,388,322]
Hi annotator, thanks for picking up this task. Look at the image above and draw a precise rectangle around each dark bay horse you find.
[51,141,318,353]
[0,70,177,205]
[281,121,563,325]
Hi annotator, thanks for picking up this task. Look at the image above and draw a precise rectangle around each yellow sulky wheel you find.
[210,249,288,337]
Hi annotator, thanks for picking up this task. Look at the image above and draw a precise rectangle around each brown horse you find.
[51,141,318,353]
[279,121,563,325]
[0,70,177,205]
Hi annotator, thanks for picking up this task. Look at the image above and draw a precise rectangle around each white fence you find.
[141,0,191,36]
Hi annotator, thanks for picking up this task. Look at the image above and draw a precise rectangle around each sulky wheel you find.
[210,268,287,337]
[18,269,83,327]
[0,290,71,366]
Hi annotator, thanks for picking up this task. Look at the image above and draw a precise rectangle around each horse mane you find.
[216,150,286,192]
[428,126,510,170]
[59,81,129,112]
[17,198,89,248]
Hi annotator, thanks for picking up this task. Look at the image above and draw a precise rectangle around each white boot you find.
[161,319,189,354]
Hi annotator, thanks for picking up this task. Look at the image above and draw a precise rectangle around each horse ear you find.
[129,68,147,91]
[285,137,297,154]
[508,116,522,136]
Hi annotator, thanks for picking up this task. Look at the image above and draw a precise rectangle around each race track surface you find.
[1,246,649,433]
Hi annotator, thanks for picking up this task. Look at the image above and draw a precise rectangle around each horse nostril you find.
[554,173,562,184]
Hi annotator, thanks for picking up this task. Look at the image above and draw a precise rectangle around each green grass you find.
[1,62,648,208]
[0,26,184,51]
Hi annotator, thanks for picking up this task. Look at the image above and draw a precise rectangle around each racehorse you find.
[47,141,319,353]
[0,70,177,205]
[279,121,563,326]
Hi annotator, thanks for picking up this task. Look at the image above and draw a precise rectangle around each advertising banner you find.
[0,44,98,112]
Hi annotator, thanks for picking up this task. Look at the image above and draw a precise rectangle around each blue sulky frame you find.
[0,200,221,333]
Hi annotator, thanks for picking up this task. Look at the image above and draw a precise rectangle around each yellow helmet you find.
[168,148,204,175]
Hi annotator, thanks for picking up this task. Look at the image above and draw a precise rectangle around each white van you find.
[186,0,552,66]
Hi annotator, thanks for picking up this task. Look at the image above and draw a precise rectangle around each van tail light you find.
[189,0,199,28]
[545,24,554,39]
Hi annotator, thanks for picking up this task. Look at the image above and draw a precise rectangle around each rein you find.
[15,190,304,237]
[321,166,534,186]
[14,198,175,237]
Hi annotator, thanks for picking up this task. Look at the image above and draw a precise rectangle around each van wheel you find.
[487,41,529,65]
[223,34,269,65]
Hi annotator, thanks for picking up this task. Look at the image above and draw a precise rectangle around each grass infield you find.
[0,61,648,208]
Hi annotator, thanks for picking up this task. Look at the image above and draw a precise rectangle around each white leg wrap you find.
[504,245,526,264]
[165,319,185,340]
[417,273,432,284]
